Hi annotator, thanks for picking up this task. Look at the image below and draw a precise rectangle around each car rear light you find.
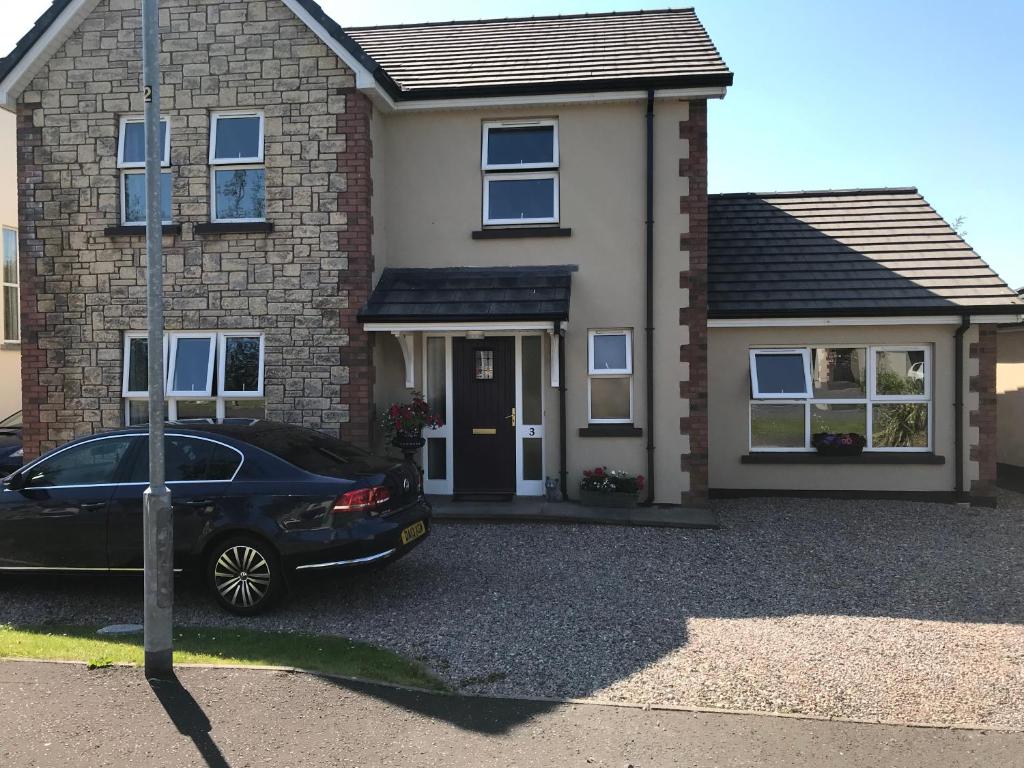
[333,486,391,514]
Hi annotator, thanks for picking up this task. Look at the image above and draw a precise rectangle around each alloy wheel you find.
[213,545,272,609]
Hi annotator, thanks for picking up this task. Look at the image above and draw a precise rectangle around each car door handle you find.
[178,499,214,507]
[79,502,106,511]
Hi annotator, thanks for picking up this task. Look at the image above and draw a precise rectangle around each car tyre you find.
[206,535,284,615]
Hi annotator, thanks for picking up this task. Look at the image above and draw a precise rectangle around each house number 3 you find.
[528,427,536,436]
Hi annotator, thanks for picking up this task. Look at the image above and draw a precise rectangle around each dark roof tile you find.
[708,188,1022,318]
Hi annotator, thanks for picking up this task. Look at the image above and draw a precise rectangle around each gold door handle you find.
[505,407,516,427]
[472,428,497,435]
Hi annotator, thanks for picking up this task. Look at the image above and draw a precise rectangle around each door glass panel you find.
[426,337,447,421]
[522,437,542,481]
[171,337,213,393]
[22,438,132,488]
[427,437,447,481]
[475,349,494,380]
[223,336,261,392]
[812,348,866,398]
[521,336,542,425]
[750,403,805,448]
[590,377,630,421]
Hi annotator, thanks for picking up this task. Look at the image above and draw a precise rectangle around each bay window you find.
[749,345,931,451]
[118,117,171,226]
[482,119,559,225]
[210,112,266,223]
[588,329,633,423]
[123,331,266,424]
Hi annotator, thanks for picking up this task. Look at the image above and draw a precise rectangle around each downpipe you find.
[643,89,656,505]
[954,314,971,502]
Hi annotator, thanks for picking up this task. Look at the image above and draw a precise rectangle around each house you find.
[997,304,1024,492]
[0,108,21,419]
[0,1,1019,510]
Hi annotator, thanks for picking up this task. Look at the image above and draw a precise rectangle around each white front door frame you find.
[421,331,547,496]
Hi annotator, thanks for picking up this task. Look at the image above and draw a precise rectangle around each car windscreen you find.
[247,427,391,478]
[0,411,22,429]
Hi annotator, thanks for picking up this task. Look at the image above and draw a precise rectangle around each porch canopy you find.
[359,265,577,386]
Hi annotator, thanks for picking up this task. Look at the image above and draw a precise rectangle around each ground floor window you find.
[123,331,266,425]
[749,345,931,451]
[587,329,633,423]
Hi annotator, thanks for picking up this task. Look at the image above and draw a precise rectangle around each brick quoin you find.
[678,100,709,505]
[335,88,375,449]
[969,325,998,501]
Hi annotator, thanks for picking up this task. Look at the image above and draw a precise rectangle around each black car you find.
[0,421,430,614]
[0,411,23,475]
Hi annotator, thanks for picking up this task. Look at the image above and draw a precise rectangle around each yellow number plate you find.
[400,521,426,545]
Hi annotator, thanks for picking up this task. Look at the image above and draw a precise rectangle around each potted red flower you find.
[811,432,866,457]
[579,466,645,508]
[379,392,444,461]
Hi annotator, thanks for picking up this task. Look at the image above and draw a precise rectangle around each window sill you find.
[578,424,643,438]
[0,341,20,351]
[104,224,182,237]
[194,222,274,235]
[741,452,945,465]
[472,227,571,240]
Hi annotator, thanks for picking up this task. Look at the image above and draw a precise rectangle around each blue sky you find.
[3,1,1022,286]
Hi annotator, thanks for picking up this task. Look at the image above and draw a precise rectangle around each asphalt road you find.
[0,661,1020,768]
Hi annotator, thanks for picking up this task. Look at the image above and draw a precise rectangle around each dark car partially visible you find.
[0,411,23,476]
[0,420,430,614]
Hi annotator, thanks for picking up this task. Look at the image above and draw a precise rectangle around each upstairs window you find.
[210,112,266,223]
[482,120,558,225]
[117,117,171,226]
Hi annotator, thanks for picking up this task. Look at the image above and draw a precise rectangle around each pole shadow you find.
[148,673,231,768]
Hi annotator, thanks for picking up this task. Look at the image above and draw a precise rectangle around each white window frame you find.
[483,172,559,226]
[217,332,266,398]
[166,332,217,398]
[2,226,19,343]
[481,119,559,171]
[210,165,267,224]
[117,116,170,168]
[587,328,634,425]
[748,345,933,453]
[749,348,813,399]
[209,111,265,165]
[869,345,932,401]
[588,329,633,375]
[120,170,173,226]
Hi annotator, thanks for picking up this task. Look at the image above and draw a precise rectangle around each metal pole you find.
[142,0,173,679]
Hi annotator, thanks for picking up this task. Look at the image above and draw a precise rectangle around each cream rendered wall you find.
[0,110,21,419]
[708,324,958,492]
[370,100,691,502]
[996,326,1024,468]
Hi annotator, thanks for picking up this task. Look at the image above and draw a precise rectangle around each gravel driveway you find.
[2,492,1023,729]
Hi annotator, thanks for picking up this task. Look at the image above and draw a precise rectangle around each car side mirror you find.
[3,473,25,491]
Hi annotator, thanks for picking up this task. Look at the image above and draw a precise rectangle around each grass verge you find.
[0,624,444,691]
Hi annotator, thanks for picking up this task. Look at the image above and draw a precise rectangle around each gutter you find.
[643,89,656,505]
[556,320,568,501]
[954,314,971,500]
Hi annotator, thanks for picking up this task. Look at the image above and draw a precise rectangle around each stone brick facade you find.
[16,0,374,459]
[678,100,709,505]
[969,324,998,502]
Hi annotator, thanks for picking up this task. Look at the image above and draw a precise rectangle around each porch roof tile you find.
[358,265,577,323]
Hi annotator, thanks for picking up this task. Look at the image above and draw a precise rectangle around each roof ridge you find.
[345,7,697,32]
[710,187,920,199]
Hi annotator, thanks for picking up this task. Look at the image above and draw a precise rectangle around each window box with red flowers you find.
[578,467,645,508]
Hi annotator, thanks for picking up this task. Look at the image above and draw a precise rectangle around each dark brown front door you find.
[453,337,516,496]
